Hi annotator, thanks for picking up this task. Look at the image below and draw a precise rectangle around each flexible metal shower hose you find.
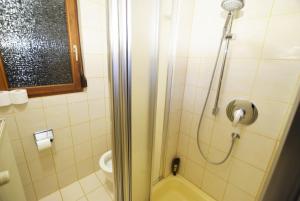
[195,12,240,165]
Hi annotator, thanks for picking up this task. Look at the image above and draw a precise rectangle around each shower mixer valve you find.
[226,100,258,126]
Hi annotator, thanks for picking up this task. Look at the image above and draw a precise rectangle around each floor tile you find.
[39,191,62,201]
[39,171,114,201]
[61,182,84,201]
[77,197,88,201]
[79,173,102,194]
[86,187,112,201]
[95,170,106,184]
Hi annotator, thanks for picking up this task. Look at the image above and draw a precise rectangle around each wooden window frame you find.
[0,0,85,97]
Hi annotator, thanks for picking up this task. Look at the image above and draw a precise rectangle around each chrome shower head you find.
[221,0,244,12]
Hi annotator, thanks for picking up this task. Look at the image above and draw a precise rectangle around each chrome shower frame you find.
[107,0,132,200]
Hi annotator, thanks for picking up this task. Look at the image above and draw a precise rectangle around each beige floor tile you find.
[61,182,84,201]
[95,170,114,197]
[77,197,88,201]
[39,170,114,201]
[86,187,112,201]
[79,173,102,194]
[95,170,106,184]
[39,191,62,201]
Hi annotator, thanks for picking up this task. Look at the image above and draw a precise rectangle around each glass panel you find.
[0,0,73,88]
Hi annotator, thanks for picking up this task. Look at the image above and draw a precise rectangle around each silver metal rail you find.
[107,0,131,201]
[212,12,234,116]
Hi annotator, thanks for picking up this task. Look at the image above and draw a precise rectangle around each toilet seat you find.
[99,150,112,173]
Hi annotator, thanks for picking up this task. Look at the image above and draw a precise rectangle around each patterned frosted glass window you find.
[0,0,73,88]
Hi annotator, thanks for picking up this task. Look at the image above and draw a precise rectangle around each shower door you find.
[107,0,160,200]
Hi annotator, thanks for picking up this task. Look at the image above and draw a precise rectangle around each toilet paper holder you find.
[34,129,54,143]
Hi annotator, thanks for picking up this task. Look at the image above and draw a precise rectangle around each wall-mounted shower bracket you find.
[226,100,258,126]
[225,33,233,39]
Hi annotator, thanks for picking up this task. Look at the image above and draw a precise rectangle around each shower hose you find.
[195,12,240,165]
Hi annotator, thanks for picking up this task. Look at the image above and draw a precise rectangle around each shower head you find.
[221,0,244,12]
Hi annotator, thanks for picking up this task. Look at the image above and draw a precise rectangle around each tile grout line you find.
[43,98,66,200]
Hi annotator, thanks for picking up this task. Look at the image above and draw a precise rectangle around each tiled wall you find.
[0,0,110,200]
[162,0,195,177]
[175,0,300,201]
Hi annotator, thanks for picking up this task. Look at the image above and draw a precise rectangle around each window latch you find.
[73,45,79,62]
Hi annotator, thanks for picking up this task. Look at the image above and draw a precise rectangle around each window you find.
[0,0,86,97]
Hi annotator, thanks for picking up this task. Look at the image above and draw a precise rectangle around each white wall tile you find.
[68,102,90,125]
[88,99,106,120]
[21,136,52,161]
[10,139,26,164]
[43,95,67,107]
[229,159,264,196]
[221,59,258,96]
[67,92,88,103]
[91,135,107,156]
[272,0,300,15]
[263,14,300,59]
[183,159,204,188]
[76,157,94,178]
[57,167,77,188]
[52,128,73,152]
[90,118,108,138]
[18,162,32,186]
[247,99,289,139]
[5,116,20,140]
[28,155,56,182]
[71,123,91,145]
[83,54,105,78]
[74,141,93,163]
[177,133,189,157]
[206,148,233,181]
[223,184,255,201]
[87,78,105,100]
[210,124,234,152]
[202,170,227,200]
[45,106,70,129]
[33,174,58,199]
[234,131,276,170]
[230,19,268,59]
[187,139,208,167]
[242,0,274,19]
[24,183,37,201]
[14,98,44,112]
[252,60,300,103]
[78,0,106,30]
[15,108,47,137]
[53,148,75,172]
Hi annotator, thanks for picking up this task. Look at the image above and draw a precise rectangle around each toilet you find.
[99,150,113,183]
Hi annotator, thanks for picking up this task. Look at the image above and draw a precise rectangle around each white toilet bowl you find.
[99,150,113,183]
